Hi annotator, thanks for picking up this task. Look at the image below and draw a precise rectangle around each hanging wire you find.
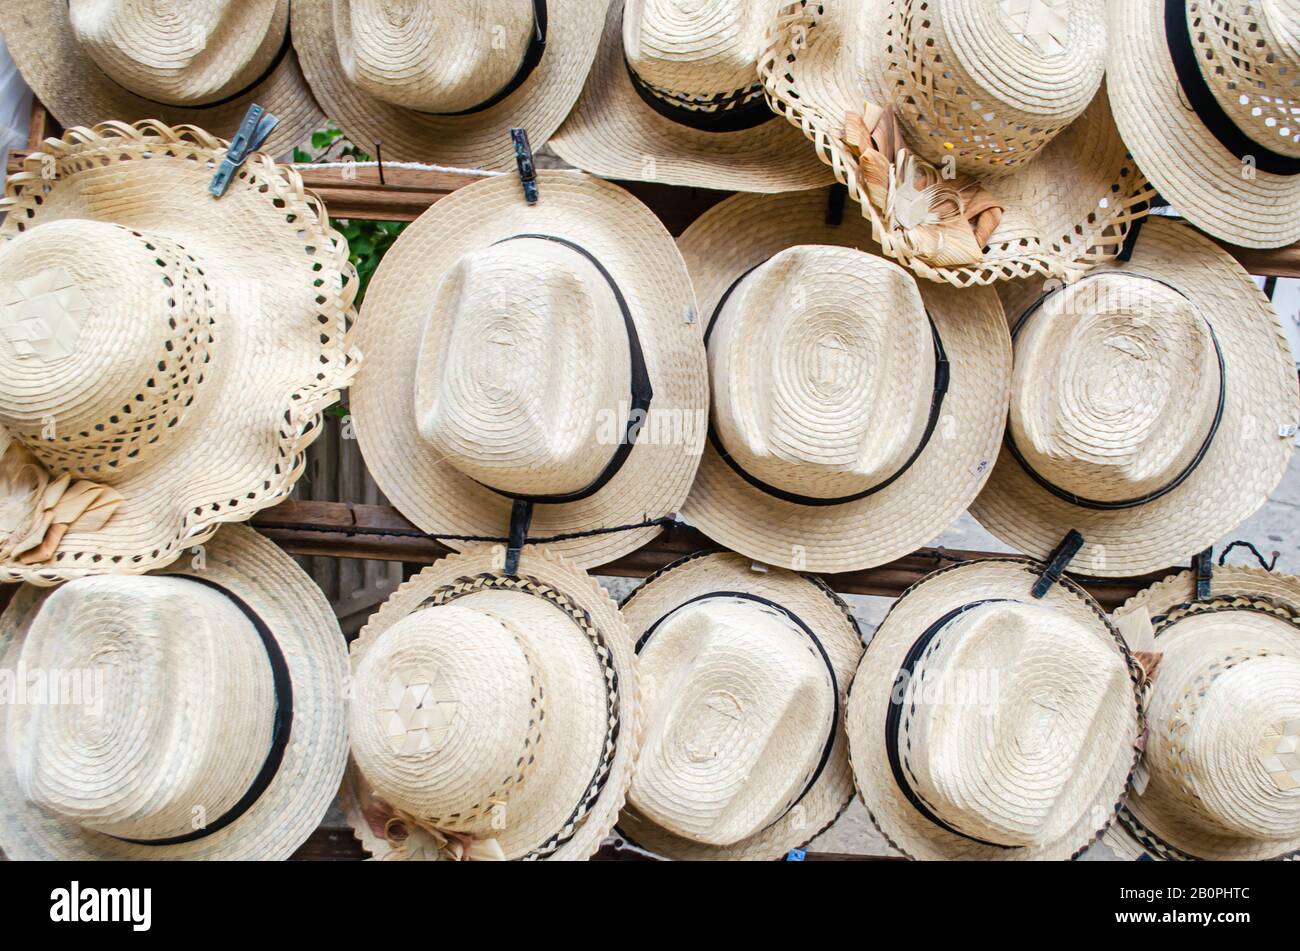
[1217,539,1279,571]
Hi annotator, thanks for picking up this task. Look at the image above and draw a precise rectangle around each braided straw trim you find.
[758,2,1155,287]
[0,120,359,585]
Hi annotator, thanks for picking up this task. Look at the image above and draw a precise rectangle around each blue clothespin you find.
[510,128,538,204]
[209,104,280,198]
[785,848,807,862]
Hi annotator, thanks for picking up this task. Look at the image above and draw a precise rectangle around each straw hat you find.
[1108,0,1300,249]
[971,217,1298,578]
[0,524,349,860]
[350,170,707,571]
[760,0,1155,286]
[615,551,863,860]
[847,558,1144,860]
[342,544,638,860]
[291,0,605,171]
[1105,566,1300,861]
[0,120,357,584]
[677,189,1010,574]
[0,1,323,157]
[548,1,833,191]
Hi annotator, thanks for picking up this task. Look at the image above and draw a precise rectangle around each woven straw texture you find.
[617,550,864,860]
[1108,0,1300,249]
[971,217,1298,577]
[548,1,834,192]
[0,524,349,860]
[292,0,607,170]
[343,544,639,861]
[0,121,358,584]
[678,189,1011,574]
[350,170,707,571]
[847,558,1145,860]
[0,0,324,157]
[760,0,1156,286]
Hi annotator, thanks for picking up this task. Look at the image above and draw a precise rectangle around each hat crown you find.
[889,0,1106,173]
[7,576,275,841]
[414,237,632,498]
[709,246,935,499]
[337,0,536,113]
[69,0,288,107]
[1009,274,1220,504]
[623,0,770,94]
[902,601,1131,846]
[0,220,214,479]
[631,598,835,846]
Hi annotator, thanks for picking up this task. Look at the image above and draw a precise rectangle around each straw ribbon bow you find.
[362,797,506,862]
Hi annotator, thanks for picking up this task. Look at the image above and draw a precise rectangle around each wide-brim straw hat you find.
[548,0,833,192]
[760,0,1155,286]
[291,0,605,170]
[0,524,349,860]
[0,1,323,157]
[342,544,638,861]
[971,217,1298,578]
[616,550,863,860]
[1108,0,1300,249]
[847,558,1145,860]
[677,188,1010,574]
[0,121,357,584]
[1105,566,1300,861]
[350,169,707,572]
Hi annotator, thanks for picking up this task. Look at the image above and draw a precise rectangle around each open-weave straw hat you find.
[291,0,606,171]
[0,524,349,860]
[0,1,323,157]
[1105,566,1300,861]
[760,0,1155,286]
[1108,0,1300,249]
[847,558,1145,860]
[0,121,357,584]
[342,544,638,861]
[970,217,1298,578]
[350,170,707,572]
[615,551,862,860]
[548,0,833,191]
[678,188,1010,574]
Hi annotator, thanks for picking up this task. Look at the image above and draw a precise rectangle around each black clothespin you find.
[373,140,386,185]
[1193,547,1214,601]
[504,499,534,576]
[511,128,539,204]
[209,103,279,198]
[825,183,847,226]
[1032,529,1085,599]
[1117,194,1168,262]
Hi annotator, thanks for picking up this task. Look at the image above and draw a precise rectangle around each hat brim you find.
[616,550,864,859]
[548,1,834,192]
[342,544,640,861]
[847,558,1144,860]
[970,217,1298,577]
[0,0,323,157]
[350,169,708,571]
[1106,566,1300,861]
[0,524,349,860]
[0,121,357,585]
[1107,0,1300,249]
[291,0,605,170]
[677,188,1010,573]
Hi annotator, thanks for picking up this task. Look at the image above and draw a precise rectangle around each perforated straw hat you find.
[0,1,323,156]
[0,524,349,860]
[970,217,1298,578]
[615,551,863,860]
[1108,0,1300,249]
[0,121,357,584]
[847,558,1144,860]
[677,189,1010,574]
[350,169,708,572]
[760,0,1154,286]
[291,0,605,170]
[1105,566,1300,861]
[548,0,833,191]
[342,544,638,861]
